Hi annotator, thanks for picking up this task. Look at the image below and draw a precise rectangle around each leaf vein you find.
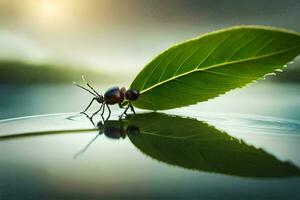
[226,32,261,61]
[141,50,172,90]
[205,70,257,79]
[196,32,235,69]
[253,35,281,56]
[158,42,194,82]
[172,39,206,76]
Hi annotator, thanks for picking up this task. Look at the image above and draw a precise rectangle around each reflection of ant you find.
[74,119,140,159]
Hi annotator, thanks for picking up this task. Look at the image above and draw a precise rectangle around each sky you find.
[0,0,300,79]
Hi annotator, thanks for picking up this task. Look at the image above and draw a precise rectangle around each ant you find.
[74,76,139,122]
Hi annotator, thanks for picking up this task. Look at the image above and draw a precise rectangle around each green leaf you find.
[130,26,300,110]
[127,113,300,178]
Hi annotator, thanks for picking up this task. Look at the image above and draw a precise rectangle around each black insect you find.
[74,76,139,121]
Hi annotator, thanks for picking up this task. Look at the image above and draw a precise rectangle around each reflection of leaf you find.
[127,113,300,178]
[130,26,300,110]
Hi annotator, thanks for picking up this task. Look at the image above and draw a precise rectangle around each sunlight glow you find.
[29,0,72,28]
[37,0,62,22]
[40,1,60,18]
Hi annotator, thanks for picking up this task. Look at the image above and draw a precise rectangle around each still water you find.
[0,83,300,199]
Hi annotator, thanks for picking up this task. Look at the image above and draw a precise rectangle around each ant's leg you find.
[106,103,111,121]
[81,112,92,122]
[129,102,136,115]
[124,105,130,115]
[90,103,104,124]
[101,101,106,117]
[81,97,97,114]
[119,105,130,119]
[118,102,128,119]
[118,102,125,109]
[100,114,105,123]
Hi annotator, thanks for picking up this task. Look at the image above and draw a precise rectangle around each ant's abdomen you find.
[104,87,125,104]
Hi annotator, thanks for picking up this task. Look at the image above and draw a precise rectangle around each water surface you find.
[0,83,300,199]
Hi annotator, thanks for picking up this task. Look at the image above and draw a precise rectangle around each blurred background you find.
[0,0,300,119]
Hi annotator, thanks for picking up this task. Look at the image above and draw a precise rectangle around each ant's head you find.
[126,89,140,101]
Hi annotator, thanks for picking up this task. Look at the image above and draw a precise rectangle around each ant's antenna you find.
[81,75,102,97]
[73,81,98,97]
